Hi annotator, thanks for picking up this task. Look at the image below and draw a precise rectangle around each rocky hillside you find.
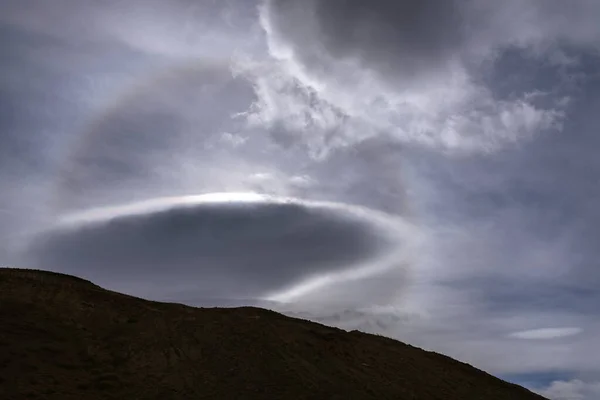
[0,268,548,400]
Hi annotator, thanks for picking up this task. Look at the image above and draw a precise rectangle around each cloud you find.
[0,2,179,258]
[262,0,600,82]
[277,302,600,378]
[2,0,600,393]
[263,0,467,83]
[242,60,600,375]
[508,328,583,340]
[249,0,600,155]
[0,0,263,59]
[381,70,600,375]
[538,379,600,400]
[23,194,413,303]
[54,62,257,212]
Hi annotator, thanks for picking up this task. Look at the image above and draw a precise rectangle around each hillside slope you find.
[0,268,548,400]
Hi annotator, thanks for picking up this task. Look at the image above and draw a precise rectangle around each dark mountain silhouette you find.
[0,268,548,400]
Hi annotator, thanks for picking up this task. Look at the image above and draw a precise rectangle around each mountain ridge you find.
[0,267,548,399]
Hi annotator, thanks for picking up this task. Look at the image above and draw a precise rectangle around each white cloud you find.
[538,380,600,400]
[248,0,578,156]
[239,59,355,159]
[508,327,583,340]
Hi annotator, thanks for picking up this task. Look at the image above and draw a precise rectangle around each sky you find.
[1,0,599,398]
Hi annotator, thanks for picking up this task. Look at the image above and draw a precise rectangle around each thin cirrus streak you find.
[508,327,583,340]
[264,248,411,303]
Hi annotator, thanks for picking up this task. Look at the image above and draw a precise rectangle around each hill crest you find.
[0,267,548,399]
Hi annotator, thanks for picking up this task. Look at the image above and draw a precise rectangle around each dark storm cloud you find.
[263,0,600,80]
[25,201,397,299]
[264,0,467,83]
[262,0,590,87]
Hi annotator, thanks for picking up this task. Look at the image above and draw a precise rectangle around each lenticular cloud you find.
[25,194,415,304]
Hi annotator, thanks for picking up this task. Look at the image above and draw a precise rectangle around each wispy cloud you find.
[508,327,583,340]
[538,379,600,400]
